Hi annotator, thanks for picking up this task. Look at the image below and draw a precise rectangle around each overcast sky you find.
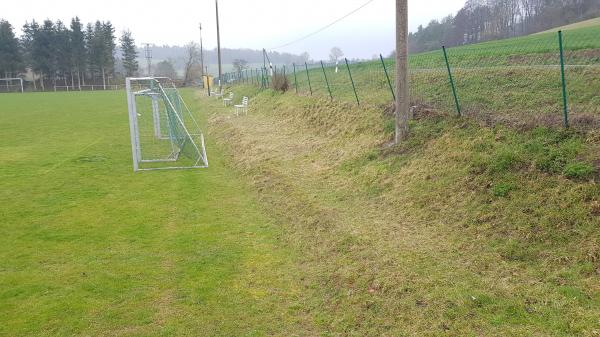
[3,0,466,60]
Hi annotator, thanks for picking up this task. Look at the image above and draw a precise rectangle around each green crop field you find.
[536,17,600,34]
[0,90,315,336]
[261,22,599,122]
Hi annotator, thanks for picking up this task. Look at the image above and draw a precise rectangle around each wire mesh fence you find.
[223,27,599,129]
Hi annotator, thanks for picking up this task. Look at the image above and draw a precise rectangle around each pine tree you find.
[31,20,57,90]
[54,20,72,87]
[21,20,39,89]
[120,30,138,77]
[0,20,23,80]
[85,23,95,84]
[101,21,116,88]
[70,17,86,89]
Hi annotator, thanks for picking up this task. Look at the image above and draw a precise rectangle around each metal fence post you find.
[265,67,270,87]
[380,54,395,101]
[558,31,569,128]
[442,46,461,116]
[320,61,333,100]
[305,62,313,96]
[345,58,360,106]
[293,63,298,94]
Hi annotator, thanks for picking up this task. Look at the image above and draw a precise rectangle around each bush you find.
[563,162,596,179]
[271,72,289,92]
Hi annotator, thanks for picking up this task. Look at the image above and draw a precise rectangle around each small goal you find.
[125,77,208,171]
[0,78,24,93]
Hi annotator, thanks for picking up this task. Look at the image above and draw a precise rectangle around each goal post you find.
[126,77,208,171]
[0,78,24,93]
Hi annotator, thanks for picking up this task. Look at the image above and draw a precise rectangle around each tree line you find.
[0,18,138,90]
[408,0,600,53]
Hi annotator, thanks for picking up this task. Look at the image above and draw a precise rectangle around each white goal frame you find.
[126,77,208,171]
[0,78,24,93]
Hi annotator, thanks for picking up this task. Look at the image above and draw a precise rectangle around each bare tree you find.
[232,59,248,73]
[329,47,344,63]
[182,42,199,86]
[300,52,311,63]
[155,59,177,79]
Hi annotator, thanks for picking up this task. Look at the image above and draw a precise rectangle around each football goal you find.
[0,78,24,93]
[126,77,208,171]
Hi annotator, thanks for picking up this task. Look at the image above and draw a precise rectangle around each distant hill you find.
[408,0,600,54]
[135,46,309,76]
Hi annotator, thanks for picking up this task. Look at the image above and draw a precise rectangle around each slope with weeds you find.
[204,85,599,336]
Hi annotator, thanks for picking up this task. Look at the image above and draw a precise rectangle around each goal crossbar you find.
[0,78,24,93]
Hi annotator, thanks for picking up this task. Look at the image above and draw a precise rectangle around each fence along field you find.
[226,23,600,129]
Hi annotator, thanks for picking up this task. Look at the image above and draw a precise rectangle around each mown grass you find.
[211,84,600,336]
[0,90,315,336]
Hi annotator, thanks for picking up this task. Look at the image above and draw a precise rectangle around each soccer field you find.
[0,90,311,336]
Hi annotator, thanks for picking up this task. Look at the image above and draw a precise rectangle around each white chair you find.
[234,97,249,116]
[211,89,223,99]
[223,92,234,106]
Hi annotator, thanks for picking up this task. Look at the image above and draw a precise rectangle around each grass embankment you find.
[211,84,600,336]
[281,22,599,122]
[0,90,316,336]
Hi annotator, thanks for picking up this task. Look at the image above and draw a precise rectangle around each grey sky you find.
[3,0,466,59]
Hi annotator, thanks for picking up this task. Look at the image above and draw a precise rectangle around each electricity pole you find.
[395,0,409,143]
[143,43,153,76]
[215,0,223,92]
[200,22,208,95]
[199,23,205,78]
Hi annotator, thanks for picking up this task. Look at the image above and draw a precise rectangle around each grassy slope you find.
[283,23,599,120]
[0,90,315,336]
[536,17,600,34]
[211,85,600,336]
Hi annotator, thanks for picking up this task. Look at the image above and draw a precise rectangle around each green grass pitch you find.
[0,90,309,336]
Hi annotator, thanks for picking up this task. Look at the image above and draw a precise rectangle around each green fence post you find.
[293,63,298,94]
[558,30,569,128]
[380,54,395,101]
[265,67,270,87]
[345,58,360,106]
[320,61,333,100]
[261,68,266,89]
[442,46,461,116]
[305,62,313,96]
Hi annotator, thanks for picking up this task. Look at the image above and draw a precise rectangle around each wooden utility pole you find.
[395,0,409,143]
[199,23,205,78]
[215,0,223,92]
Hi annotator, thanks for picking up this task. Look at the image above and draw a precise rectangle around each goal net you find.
[0,78,24,93]
[126,77,208,171]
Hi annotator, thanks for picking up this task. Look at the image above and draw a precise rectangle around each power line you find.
[267,0,378,51]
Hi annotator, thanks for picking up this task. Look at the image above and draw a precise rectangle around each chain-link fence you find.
[222,27,599,129]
